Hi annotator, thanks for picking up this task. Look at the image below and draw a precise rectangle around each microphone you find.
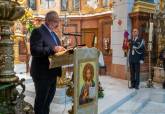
[62,32,82,36]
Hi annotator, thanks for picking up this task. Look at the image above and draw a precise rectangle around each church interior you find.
[1,0,165,114]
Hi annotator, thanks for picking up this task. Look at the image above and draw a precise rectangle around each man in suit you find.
[129,28,145,89]
[30,11,66,114]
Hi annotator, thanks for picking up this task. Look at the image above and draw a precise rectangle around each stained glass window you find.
[40,0,56,9]
[28,0,36,10]
[103,0,109,7]
[61,0,68,11]
[73,0,80,11]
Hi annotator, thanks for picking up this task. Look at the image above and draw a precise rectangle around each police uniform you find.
[129,37,145,89]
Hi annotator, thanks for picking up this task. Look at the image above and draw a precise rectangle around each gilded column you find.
[12,34,25,64]
[13,36,20,63]
[12,21,24,64]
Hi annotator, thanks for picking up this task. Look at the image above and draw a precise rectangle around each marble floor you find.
[14,64,165,114]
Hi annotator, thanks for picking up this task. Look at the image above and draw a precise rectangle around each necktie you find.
[50,32,58,45]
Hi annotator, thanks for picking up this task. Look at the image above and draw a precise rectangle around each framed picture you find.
[78,60,97,107]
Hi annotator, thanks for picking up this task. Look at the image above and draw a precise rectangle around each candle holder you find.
[0,0,33,113]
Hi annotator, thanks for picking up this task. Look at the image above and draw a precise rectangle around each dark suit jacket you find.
[129,37,145,63]
[30,24,62,80]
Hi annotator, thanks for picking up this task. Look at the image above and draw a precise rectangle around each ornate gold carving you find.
[20,8,33,23]
[0,41,15,76]
[0,0,24,81]
[160,0,164,11]
[81,5,95,14]
[17,0,25,5]
[0,1,25,21]
[0,0,33,113]
[95,7,105,13]
[133,1,156,13]
[0,54,5,71]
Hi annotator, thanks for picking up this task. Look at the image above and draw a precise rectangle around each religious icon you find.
[79,62,96,106]
[13,21,23,34]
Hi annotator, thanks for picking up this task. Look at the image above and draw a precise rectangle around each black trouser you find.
[130,62,140,88]
[32,78,56,114]
[163,67,165,89]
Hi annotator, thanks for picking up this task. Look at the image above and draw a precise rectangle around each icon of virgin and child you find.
[79,63,96,105]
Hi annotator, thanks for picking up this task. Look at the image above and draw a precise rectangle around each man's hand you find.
[140,60,144,64]
[53,46,66,53]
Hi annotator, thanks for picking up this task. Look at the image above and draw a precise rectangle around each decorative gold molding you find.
[133,1,156,13]
[95,7,105,13]
[17,0,25,5]
[160,0,164,11]
[81,5,95,14]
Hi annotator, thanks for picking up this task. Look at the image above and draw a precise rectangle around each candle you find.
[149,22,153,42]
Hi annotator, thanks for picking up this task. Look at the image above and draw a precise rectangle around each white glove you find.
[140,60,144,64]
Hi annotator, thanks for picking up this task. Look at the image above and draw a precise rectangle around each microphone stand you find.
[62,32,82,48]
[62,31,96,48]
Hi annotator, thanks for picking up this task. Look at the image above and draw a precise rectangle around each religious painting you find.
[78,60,97,107]
[74,48,98,114]
[13,21,23,34]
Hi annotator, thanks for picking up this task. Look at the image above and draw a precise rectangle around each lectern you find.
[49,47,99,114]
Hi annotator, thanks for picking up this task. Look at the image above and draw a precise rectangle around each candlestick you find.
[149,22,153,42]
[64,13,67,27]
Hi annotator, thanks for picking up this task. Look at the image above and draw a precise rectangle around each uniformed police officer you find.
[129,28,145,89]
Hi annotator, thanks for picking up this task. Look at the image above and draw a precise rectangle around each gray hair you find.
[45,11,59,23]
